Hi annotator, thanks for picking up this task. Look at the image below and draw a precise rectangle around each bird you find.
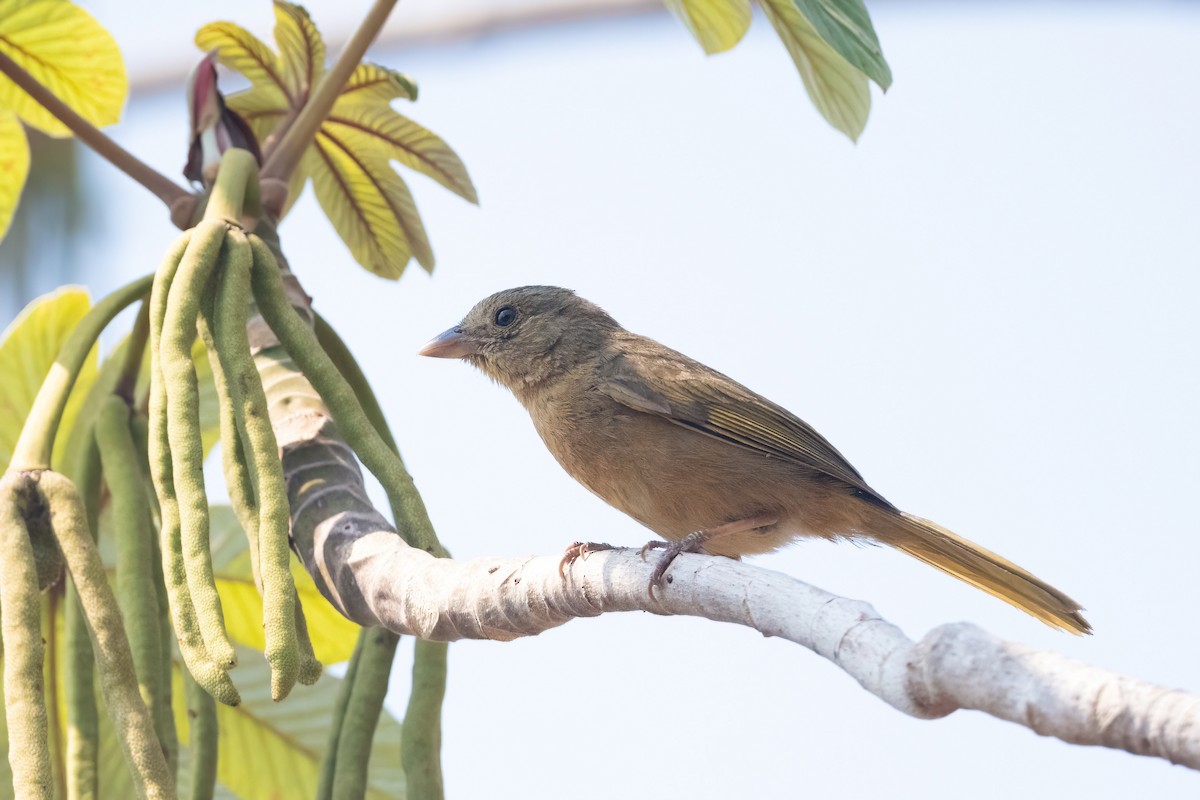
[419,286,1091,634]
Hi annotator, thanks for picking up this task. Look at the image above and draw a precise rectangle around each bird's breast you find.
[525,384,845,556]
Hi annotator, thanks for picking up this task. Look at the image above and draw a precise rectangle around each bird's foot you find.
[559,541,615,578]
[637,540,668,560]
[646,531,710,597]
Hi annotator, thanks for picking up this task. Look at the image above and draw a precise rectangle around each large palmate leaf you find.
[0,111,28,239]
[209,504,361,664]
[0,286,97,470]
[0,0,126,242]
[172,645,405,800]
[0,0,127,137]
[760,0,870,141]
[197,0,476,279]
[663,0,752,55]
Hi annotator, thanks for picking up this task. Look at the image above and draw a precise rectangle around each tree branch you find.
[0,49,190,212]
[295,527,1200,768]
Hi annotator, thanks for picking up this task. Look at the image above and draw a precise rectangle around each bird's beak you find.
[418,326,478,359]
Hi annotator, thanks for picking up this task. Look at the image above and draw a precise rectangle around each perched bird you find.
[419,286,1090,634]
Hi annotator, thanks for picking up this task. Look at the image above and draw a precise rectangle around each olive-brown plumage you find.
[420,286,1090,634]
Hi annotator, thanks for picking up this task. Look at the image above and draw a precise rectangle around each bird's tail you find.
[876,511,1091,634]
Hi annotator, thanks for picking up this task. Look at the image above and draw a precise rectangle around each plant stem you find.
[8,274,154,472]
[115,299,151,403]
[203,149,261,227]
[0,49,190,211]
[331,629,398,800]
[259,0,399,215]
[315,632,365,800]
[401,638,447,800]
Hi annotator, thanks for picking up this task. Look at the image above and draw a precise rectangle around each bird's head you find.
[419,286,619,395]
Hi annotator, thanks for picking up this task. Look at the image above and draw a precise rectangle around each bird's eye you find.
[494,306,517,327]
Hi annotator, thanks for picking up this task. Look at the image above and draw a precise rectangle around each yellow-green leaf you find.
[203,4,473,276]
[195,21,291,105]
[341,62,417,105]
[0,286,98,470]
[210,504,361,664]
[173,645,405,800]
[274,0,324,101]
[663,0,752,55]
[761,0,870,141]
[0,0,127,137]
[0,110,28,241]
[324,103,477,204]
[788,0,891,91]
[305,131,433,278]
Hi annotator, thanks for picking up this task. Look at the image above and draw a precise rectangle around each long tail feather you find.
[879,512,1091,634]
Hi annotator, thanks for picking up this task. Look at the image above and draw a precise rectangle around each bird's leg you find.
[647,514,779,595]
[558,540,617,578]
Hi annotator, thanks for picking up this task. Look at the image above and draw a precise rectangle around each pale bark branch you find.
[293,502,1200,770]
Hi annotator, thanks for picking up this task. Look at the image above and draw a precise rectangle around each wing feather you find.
[596,338,886,502]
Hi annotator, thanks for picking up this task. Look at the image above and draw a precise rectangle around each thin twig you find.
[0,49,190,211]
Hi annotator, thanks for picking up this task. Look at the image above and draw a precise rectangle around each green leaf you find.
[663,0,752,55]
[0,0,128,137]
[324,103,477,204]
[788,0,891,91]
[273,0,324,101]
[305,130,434,278]
[0,110,28,241]
[204,1,475,278]
[195,21,290,106]
[210,504,362,664]
[760,0,870,141]
[173,645,405,800]
[0,286,98,471]
[341,63,417,105]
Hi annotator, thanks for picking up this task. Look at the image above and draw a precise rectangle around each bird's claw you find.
[637,540,667,561]
[644,531,709,598]
[558,541,614,579]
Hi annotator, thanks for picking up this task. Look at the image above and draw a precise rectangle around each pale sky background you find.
[3,1,1199,797]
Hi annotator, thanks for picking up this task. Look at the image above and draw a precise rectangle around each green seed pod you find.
[26,493,63,591]
[148,229,241,707]
[160,220,236,670]
[316,632,364,800]
[196,291,260,588]
[96,395,166,744]
[0,475,54,800]
[131,410,178,776]
[37,471,175,800]
[215,228,298,701]
[401,639,448,800]
[184,671,218,800]
[293,589,324,686]
[248,236,442,555]
[65,430,102,800]
[333,629,400,800]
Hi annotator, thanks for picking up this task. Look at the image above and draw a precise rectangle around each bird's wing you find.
[596,338,885,500]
